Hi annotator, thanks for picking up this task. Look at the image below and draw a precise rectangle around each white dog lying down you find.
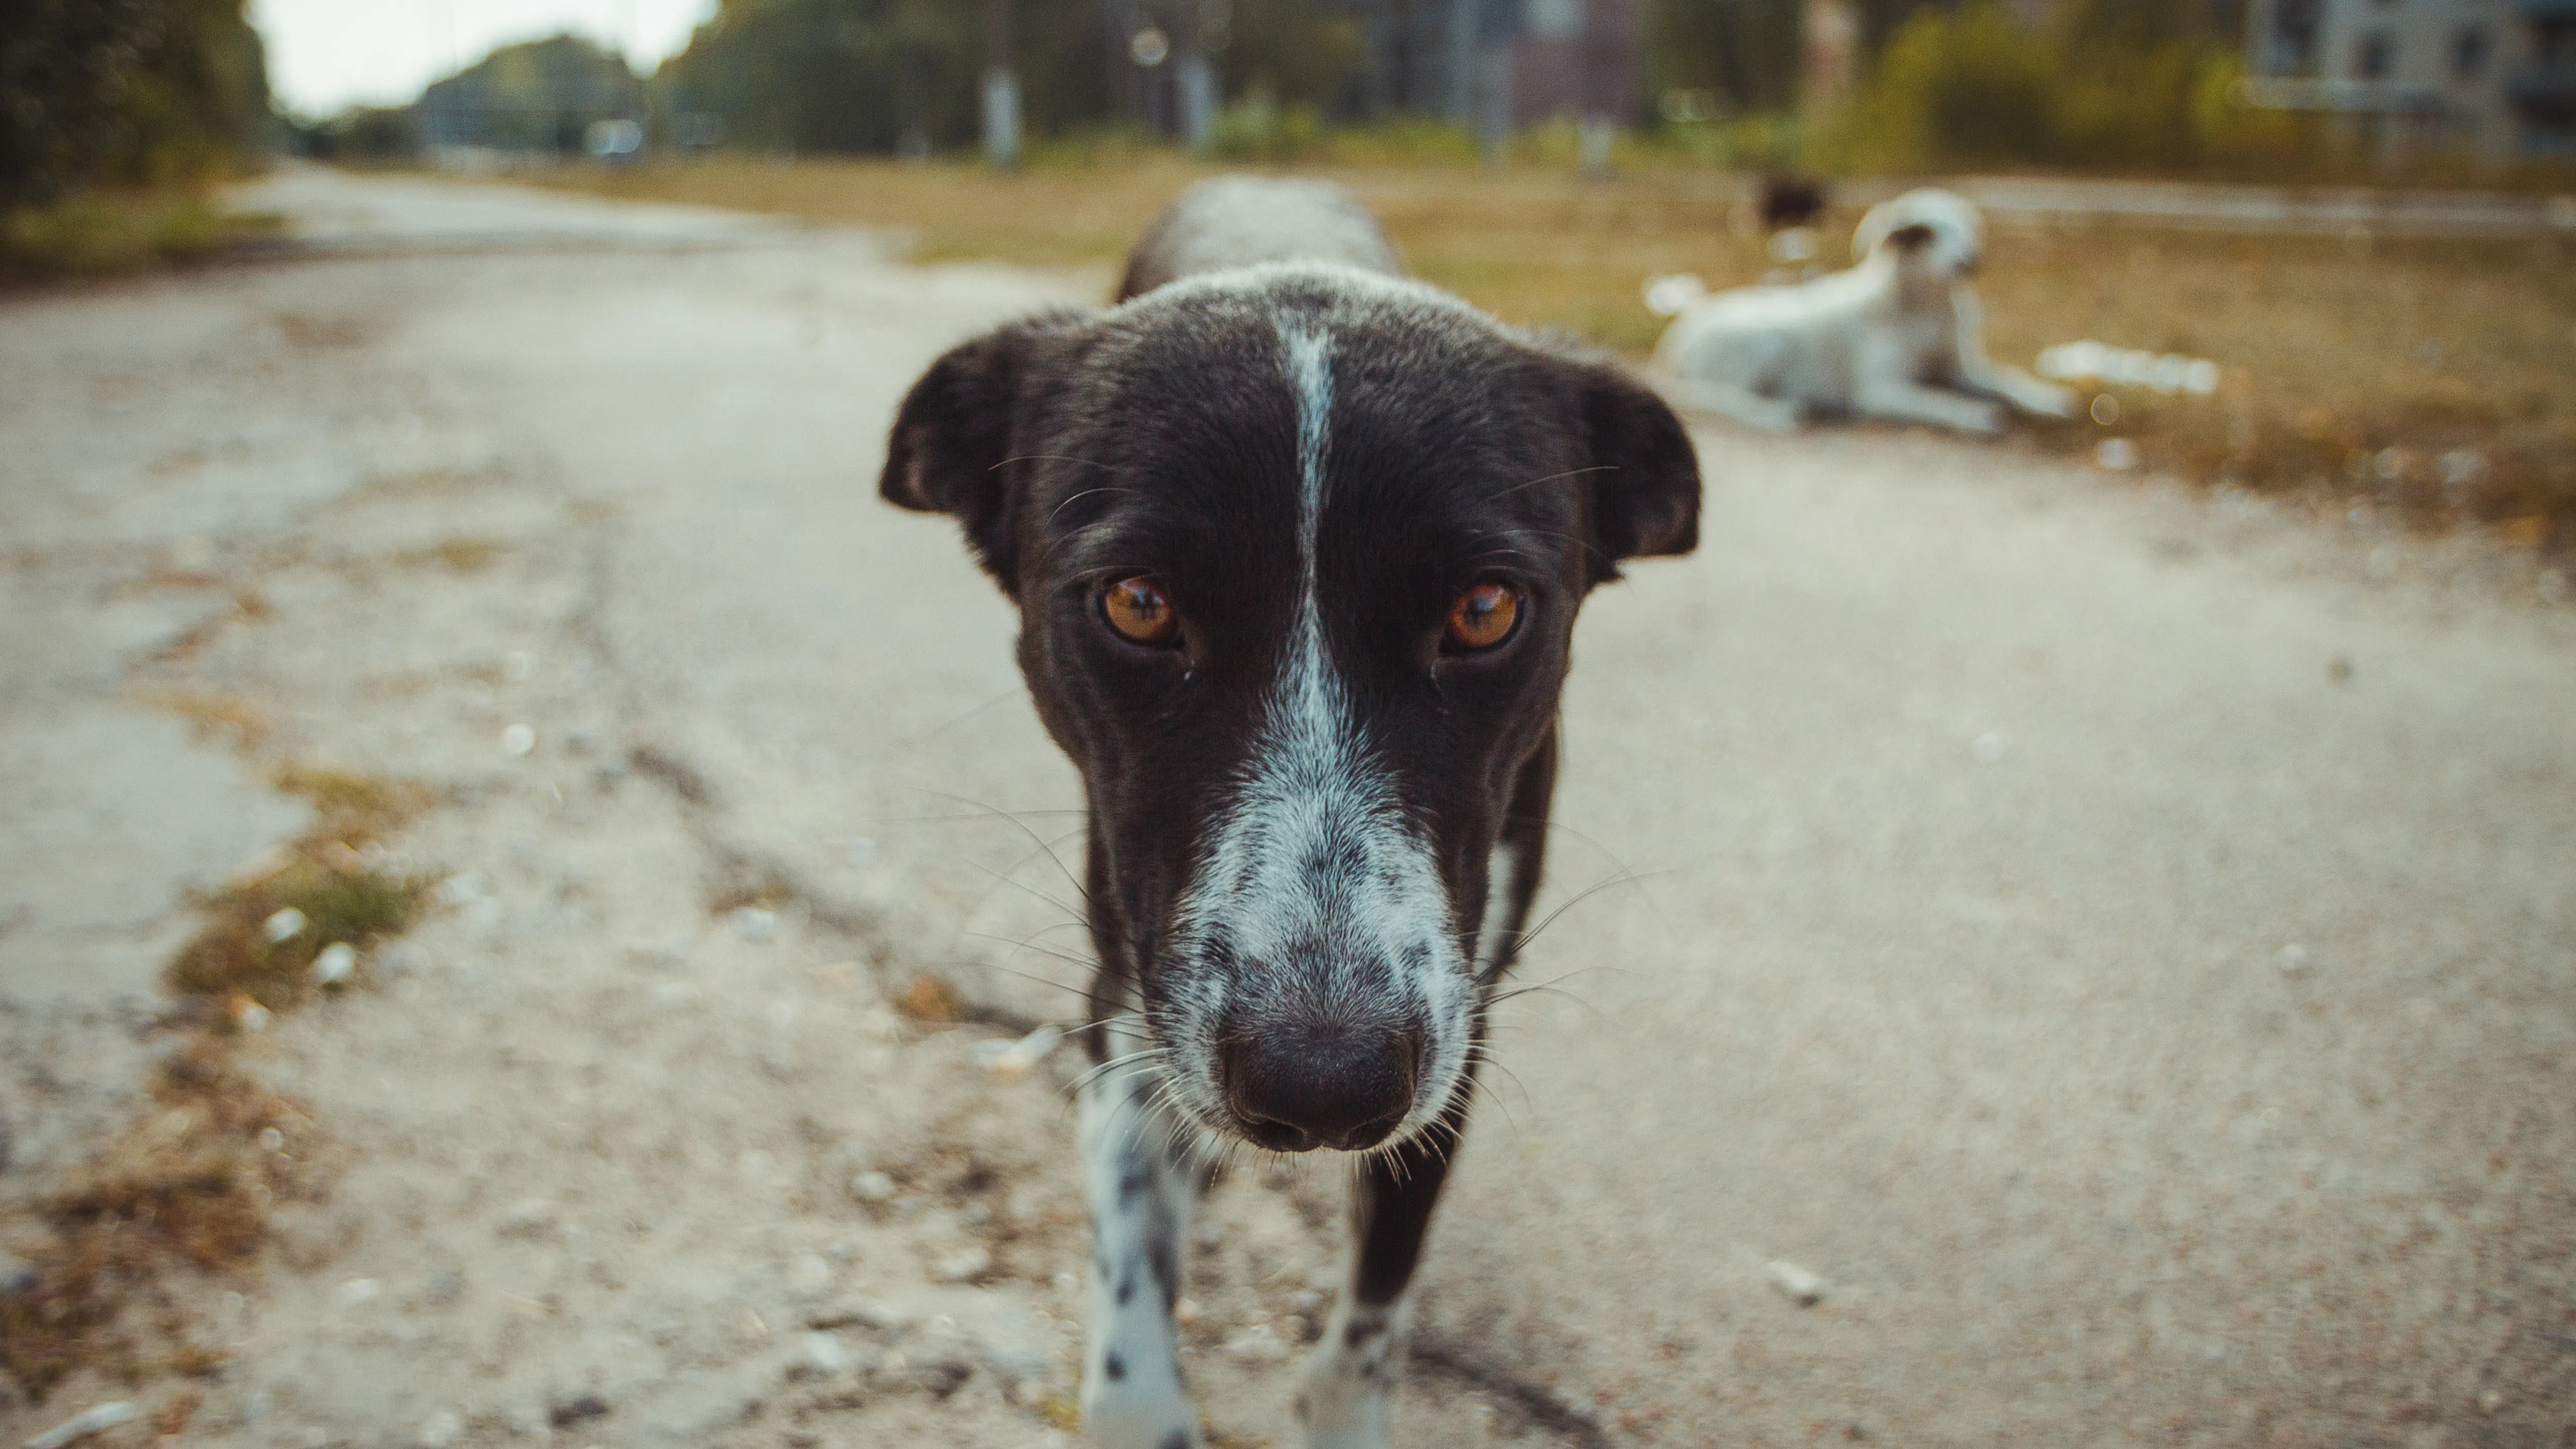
[1651,188,2075,434]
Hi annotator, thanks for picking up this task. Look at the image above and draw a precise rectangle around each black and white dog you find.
[880,175,1702,1447]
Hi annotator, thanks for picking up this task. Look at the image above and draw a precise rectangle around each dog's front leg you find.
[1951,293,2076,419]
[1855,375,2007,434]
[1296,1085,1473,1449]
[1080,1026,1209,1449]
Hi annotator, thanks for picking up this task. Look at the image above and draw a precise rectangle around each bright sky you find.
[251,0,718,118]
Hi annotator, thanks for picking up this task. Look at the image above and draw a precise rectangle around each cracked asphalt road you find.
[2,167,2571,1446]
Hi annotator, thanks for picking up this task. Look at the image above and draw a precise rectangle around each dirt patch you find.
[271,313,376,350]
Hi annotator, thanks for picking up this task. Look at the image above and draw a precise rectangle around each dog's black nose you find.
[1221,1021,1422,1153]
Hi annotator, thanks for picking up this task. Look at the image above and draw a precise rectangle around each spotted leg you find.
[1294,1084,1473,1449]
[1080,1020,1211,1449]
[1299,755,1547,1449]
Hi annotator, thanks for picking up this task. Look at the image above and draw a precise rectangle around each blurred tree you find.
[653,0,1375,153]
[1215,0,1368,112]
[1852,0,1950,53]
[1,0,272,206]
[1823,0,2260,172]
[301,106,420,162]
[1642,0,1801,115]
[656,0,971,155]
[2053,0,2235,56]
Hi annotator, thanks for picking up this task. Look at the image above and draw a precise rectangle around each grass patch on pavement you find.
[523,155,2576,553]
[165,766,435,1019]
[2,766,433,1402]
[0,190,282,281]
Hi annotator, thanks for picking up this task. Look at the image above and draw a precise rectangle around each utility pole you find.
[983,0,1021,170]
[1176,0,1218,153]
[1447,0,1479,122]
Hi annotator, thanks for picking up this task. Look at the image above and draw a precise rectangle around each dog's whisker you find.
[915,955,1091,1003]
[890,807,1089,823]
[1069,1047,1168,1099]
[1516,813,1649,885]
[959,927,1101,974]
[993,453,1116,474]
[924,790,1101,913]
[1489,463,1619,502]
[962,858,1090,931]
[1463,1051,1534,1120]
[1483,976,1612,1022]
[894,685,1032,747]
[1482,866,1672,985]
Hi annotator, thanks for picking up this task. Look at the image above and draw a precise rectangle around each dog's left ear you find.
[881,309,1092,598]
[1571,363,1702,582]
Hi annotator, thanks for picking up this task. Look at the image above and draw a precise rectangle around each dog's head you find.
[1855,187,1983,280]
[883,264,1699,1156]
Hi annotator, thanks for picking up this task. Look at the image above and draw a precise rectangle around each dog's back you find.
[1117,176,1405,301]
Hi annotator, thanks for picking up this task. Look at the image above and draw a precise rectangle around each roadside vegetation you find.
[0,0,277,280]
[0,190,280,278]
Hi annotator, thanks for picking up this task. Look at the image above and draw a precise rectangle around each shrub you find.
[1208,87,1328,163]
[1814,0,2371,179]
[0,191,272,276]
[0,0,273,207]
[1825,3,2062,171]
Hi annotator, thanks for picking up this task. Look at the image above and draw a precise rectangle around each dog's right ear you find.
[880,311,1090,598]
[1854,207,1935,261]
[1884,222,1935,253]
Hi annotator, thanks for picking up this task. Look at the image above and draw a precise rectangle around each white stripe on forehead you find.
[1283,322,1332,564]
[1154,311,1471,1146]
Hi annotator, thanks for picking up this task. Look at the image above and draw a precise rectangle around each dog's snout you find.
[1220,1019,1422,1153]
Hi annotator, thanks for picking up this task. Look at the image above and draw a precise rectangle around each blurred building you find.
[1116,0,1644,132]
[416,35,645,160]
[1500,0,1640,125]
[2242,0,2576,164]
[1802,0,1859,120]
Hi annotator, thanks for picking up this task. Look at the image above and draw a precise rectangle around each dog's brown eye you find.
[1102,576,1178,645]
[1444,582,1519,653]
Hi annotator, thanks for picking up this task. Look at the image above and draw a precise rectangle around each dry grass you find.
[133,686,271,749]
[898,974,964,1025]
[271,763,436,842]
[382,536,508,574]
[525,156,2576,550]
[145,589,271,664]
[0,1043,323,1398]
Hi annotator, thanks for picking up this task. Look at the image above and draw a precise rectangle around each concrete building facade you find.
[2243,0,2576,165]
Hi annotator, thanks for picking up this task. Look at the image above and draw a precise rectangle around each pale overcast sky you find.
[251,0,718,118]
